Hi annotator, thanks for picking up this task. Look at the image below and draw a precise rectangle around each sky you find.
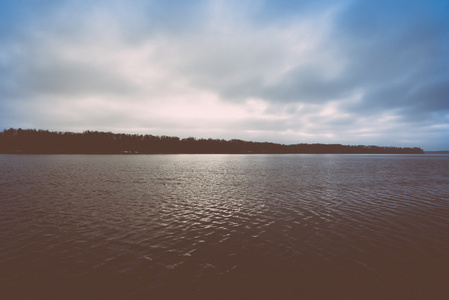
[1,0,448,150]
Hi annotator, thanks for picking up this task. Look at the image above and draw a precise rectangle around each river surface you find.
[1,154,449,299]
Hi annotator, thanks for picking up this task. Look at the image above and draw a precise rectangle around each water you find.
[1,154,448,299]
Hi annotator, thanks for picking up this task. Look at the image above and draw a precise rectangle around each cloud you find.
[1,0,448,149]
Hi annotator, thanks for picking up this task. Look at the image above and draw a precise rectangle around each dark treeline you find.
[0,128,424,154]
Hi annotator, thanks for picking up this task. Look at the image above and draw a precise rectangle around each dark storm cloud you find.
[334,0,449,111]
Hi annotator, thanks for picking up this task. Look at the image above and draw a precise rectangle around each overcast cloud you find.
[1,0,448,150]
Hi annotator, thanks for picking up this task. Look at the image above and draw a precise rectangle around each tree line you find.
[0,128,424,154]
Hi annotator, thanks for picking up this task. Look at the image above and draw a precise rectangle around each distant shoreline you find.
[424,151,449,154]
[1,153,427,155]
[0,128,424,155]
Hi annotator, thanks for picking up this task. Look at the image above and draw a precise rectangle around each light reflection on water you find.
[1,154,449,299]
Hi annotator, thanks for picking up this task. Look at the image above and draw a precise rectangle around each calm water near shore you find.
[1,154,449,299]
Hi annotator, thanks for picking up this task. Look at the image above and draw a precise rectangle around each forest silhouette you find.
[0,128,424,154]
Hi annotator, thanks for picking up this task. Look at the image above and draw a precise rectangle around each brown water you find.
[1,154,448,299]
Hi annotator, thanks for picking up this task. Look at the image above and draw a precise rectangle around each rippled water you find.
[1,154,449,299]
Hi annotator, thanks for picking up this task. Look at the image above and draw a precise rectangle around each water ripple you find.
[1,154,449,299]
